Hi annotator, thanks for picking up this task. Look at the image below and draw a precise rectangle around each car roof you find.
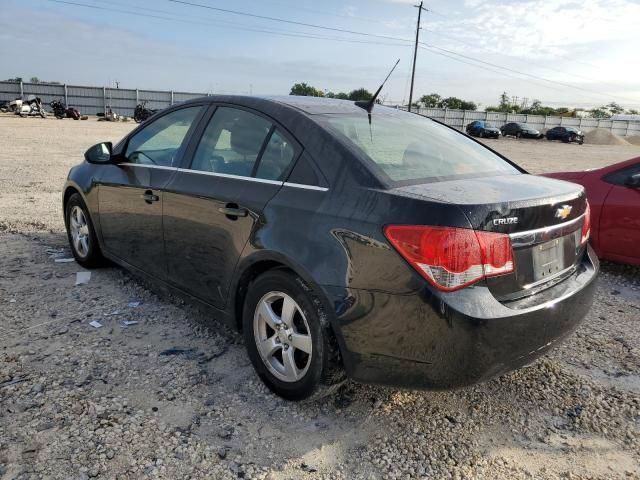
[181,94,366,115]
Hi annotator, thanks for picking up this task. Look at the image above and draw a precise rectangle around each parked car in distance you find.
[465,120,500,138]
[500,122,543,139]
[543,157,640,266]
[546,126,584,144]
[63,95,599,400]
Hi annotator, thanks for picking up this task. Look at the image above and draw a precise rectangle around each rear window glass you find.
[318,109,520,185]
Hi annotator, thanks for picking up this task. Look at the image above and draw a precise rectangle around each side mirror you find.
[85,142,113,164]
[624,173,640,188]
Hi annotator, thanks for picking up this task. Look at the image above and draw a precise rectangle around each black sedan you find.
[63,96,598,400]
[546,126,584,144]
[501,122,544,139]
[465,120,500,138]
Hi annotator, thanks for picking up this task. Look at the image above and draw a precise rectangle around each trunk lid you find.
[394,174,588,300]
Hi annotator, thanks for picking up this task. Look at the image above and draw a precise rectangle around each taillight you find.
[581,201,591,245]
[384,225,514,292]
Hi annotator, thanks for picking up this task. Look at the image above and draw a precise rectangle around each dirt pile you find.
[583,128,631,146]
[626,135,640,146]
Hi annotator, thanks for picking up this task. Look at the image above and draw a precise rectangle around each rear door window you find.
[190,107,272,177]
[255,130,298,181]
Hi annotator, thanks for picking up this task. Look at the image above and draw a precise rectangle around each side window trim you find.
[250,125,277,177]
[120,103,208,168]
[178,104,218,170]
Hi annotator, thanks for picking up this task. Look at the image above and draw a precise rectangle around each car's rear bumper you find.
[326,247,599,389]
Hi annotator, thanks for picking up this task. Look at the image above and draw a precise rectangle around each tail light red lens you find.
[581,201,591,245]
[384,225,514,292]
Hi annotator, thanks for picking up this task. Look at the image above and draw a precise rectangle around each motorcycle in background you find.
[18,95,47,118]
[1,97,24,113]
[50,99,81,120]
[134,100,157,123]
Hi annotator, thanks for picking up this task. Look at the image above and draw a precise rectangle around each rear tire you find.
[64,193,105,269]
[243,270,345,401]
[516,131,522,139]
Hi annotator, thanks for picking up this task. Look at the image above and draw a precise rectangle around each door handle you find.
[218,205,248,218]
[141,191,159,203]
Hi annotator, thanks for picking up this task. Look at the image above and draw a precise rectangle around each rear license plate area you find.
[532,238,565,282]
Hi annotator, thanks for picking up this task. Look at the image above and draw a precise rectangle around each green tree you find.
[30,76,40,83]
[589,107,609,118]
[289,82,324,97]
[419,93,441,108]
[437,96,476,110]
[606,102,624,114]
[347,88,373,101]
[459,100,477,110]
[4,77,23,83]
[627,109,639,115]
[334,92,349,100]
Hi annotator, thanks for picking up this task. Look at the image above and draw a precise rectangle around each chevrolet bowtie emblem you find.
[555,205,573,220]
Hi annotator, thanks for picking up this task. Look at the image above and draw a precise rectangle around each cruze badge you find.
[555,205,573,220]
[493,217,518,226]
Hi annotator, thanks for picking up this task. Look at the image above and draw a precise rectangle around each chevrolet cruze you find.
[63,96,598,400]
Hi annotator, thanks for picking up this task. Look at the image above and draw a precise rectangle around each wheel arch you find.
[63,184,82,212]
[230,251,335,334]
[62,181,102,245]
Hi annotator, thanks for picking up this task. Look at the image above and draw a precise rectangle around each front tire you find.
[243,270,344,401]
[65,193,104,268]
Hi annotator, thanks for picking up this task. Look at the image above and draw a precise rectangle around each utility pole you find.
[408,1,427,112]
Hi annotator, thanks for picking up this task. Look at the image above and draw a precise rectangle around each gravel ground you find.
[1,114,639,479]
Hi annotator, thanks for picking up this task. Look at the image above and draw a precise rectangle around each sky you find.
[1,0,639,109]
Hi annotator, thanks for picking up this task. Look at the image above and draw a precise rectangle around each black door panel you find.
[96,105,206,280]
[163,173,281,307]
[162,105,299,308]
[98,165,176,279]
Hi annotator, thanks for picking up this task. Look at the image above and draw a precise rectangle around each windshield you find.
[317,109,520,186]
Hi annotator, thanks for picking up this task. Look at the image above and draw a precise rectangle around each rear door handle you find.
[218,205,248,218]
[141,191,159,203]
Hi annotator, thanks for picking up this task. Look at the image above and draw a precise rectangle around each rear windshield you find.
[317,109,520,186]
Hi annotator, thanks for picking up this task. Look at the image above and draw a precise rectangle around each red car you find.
[544,157,640,265]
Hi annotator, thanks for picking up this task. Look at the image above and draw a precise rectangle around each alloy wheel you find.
[253,291,312,383]
[69,205,90,258]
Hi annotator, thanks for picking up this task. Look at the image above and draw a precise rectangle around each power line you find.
[418,45,640,107]
[44,0,638,105]
[419,42,638,104]
[168,0,637,105]
[244,0,401,26]
[46,0,412,47]
[167,0,414,43]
